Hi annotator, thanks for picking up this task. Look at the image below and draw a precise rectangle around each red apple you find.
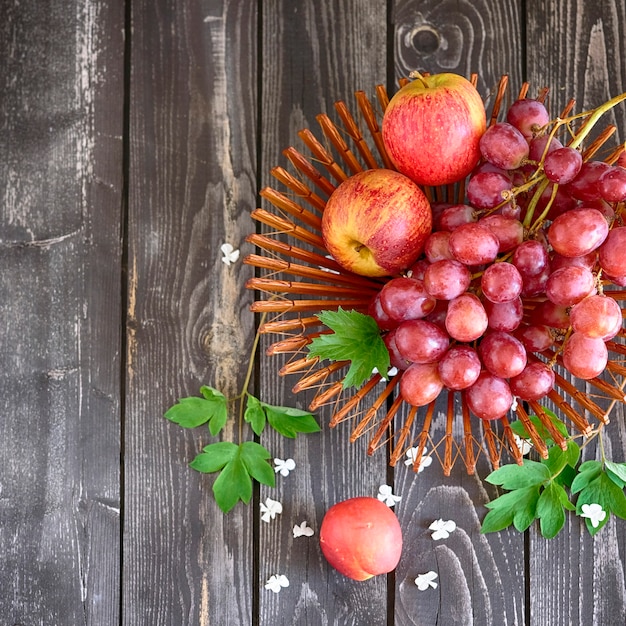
[321,169,432,277]
[319,496,402,581]
[382,72,487,186]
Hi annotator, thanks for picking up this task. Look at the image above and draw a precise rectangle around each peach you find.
[319,497,402,581]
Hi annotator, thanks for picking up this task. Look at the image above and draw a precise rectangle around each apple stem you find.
[408,70,429,88]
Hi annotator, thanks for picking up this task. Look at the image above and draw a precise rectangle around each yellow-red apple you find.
[319,496,403,581]
[321,169,432,277]
[382,73,487,186]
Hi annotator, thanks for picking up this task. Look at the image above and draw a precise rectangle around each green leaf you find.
[191,442,275,514]
[240,441,275,487]
[571,461,603,494]
[200,386,230,435]
[486,460,551,490]
[165,386,229,435]
[262,403,321,439]
[576,471,626,535]
[596,472,626,520]
[481,486,541,534]
[536,482,567,538]
[189,441,238,473]
[212,455,253,513]
[606,469,626,489]
[542,440,580,476]
[244,394,266,436]
[481,504,515,534]
[605,461,626,485]
[307,308,390,389]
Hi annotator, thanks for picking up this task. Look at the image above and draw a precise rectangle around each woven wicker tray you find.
[244,74,626,475]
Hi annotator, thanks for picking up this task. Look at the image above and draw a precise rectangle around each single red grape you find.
[481,262,523,303]
[562,332,608,379]
[478,331,527,378]
[467,171,513,209]
[530,300,570,329]
[424,231,454,262]
[512,240,549,276]
[423,259,471,300]
[438,345,482,390]
[379,276,436,323]
[599,227,626,277]
[545,265,596,306]
[543,147,583,184]
[438,204,477,231]
[368,292,396,331]
[395,319,450,364]
[400,362,444,407]
[569,294,622,340]
[506,98,550,138]
[510,362,555,400]
[528,134,563,162]
[465,372,514,420]
[449,222,500,265]
[383,329,410,370]
[480,122,529,169]
[445,293,489,342]
[547,207,609,257]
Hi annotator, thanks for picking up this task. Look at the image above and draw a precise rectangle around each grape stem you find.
[521,90,626,229]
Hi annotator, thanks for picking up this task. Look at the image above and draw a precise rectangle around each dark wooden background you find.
[2,0,626,624]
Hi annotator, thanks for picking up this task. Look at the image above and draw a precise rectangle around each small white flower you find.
[220,242,240,266]
[429,518,457,540]
[293,521,315,538]
[260,497,283,523]
[265,574,290,593]
[404,446,433,473]
[274,458,296,477]
[513,433,532,456]
[580,503,607,528]
[377,484,402,507]
[415,571,438,590]
[372,365,400,381]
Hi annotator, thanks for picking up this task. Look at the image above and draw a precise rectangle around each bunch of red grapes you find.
[370,98,626,420]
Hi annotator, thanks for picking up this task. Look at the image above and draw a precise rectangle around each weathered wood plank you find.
[256,1,391,623]
[525,2,626,624]
[390,1,527,623]
[0,0,124,624]
[392,0,525,97]
[124,0,258,623]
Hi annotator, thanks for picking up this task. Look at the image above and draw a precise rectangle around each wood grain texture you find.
[124,0,258,624]
[525,3,626,625]
[391,0,524,99]
[256,2,391,623]
[526,0,626,135]
[4,1,626,624]
[0,0,124,624]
